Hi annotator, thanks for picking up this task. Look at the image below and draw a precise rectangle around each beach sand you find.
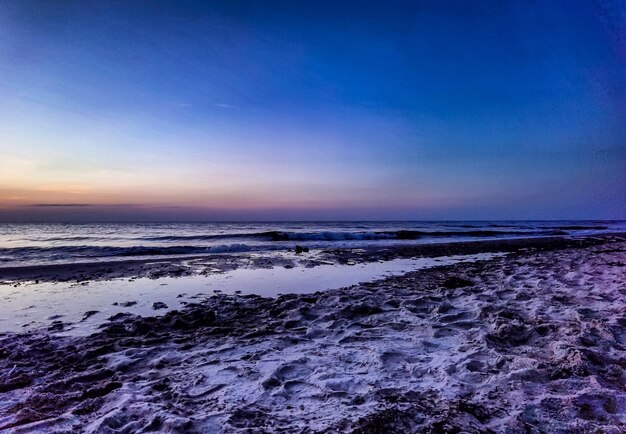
[1,234,625,432]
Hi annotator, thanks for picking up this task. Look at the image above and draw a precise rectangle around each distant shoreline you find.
[2,232,625,283]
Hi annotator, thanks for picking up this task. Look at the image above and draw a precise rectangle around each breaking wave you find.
[142,229,568,242]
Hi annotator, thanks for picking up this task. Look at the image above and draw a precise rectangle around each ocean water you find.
[0,221,623,267]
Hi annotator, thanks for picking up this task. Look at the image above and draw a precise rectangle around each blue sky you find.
[0,0,625,221]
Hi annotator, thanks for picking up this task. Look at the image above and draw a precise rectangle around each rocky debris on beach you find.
[112,301,138,307]
[81,310,99,321]
[294,245,310,254]
[47,320,65,331]
[0,238,625,432]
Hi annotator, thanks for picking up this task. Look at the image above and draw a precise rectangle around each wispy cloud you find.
[28,203,135,207]
[29,203,95,207]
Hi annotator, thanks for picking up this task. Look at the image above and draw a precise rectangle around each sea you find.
[0,220,624,268]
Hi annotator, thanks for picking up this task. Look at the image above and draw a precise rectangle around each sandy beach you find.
[0,233,625,432]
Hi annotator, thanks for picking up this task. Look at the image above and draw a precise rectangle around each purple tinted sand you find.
[0,234,625,432]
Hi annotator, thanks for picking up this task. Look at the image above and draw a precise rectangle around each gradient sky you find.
[1,0,625,221]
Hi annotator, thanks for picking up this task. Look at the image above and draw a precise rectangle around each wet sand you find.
[0,254,501,336]
[1,234,626,432]
[0,233,620,284]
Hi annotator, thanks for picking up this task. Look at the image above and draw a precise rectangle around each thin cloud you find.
[28,203,135,207]
[29,203,95,207]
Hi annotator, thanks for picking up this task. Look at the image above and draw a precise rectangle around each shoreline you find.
[1,232,625,284]
[0,253,505,336]
[0,234,625,431]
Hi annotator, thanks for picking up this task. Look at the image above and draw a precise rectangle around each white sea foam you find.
[0,221,621,266]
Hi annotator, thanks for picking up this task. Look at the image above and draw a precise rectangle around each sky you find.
[0,0,625,222]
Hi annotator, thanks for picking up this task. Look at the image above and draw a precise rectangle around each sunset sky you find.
[1,0,625,221]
